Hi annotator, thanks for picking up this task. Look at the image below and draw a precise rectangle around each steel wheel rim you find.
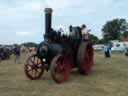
[51,53,71,83]
[54,56,67,80]
[25,55,44,80]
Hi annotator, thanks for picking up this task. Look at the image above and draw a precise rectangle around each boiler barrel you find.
[44,8,53,36]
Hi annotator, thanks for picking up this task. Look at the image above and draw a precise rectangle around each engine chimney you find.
[44,8,53,36]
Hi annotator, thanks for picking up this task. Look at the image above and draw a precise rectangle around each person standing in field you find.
[104,44,111,58]
[81,24,89,40]
[14,45,21,64]
[103,44,111,64]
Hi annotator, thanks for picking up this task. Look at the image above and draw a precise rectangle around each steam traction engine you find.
[24,8,94,83]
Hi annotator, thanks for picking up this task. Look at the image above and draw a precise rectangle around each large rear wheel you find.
[24,55,44,80]
[77,41,94,75]
[50,53,71,83]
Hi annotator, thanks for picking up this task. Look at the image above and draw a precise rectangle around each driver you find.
[81,24,89,40]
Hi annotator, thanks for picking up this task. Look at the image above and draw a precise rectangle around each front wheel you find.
[24,54,45,80]
[50,53,71,83]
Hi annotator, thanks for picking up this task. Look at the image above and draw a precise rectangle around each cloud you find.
[16,32,34,36]
[1,0,128,44]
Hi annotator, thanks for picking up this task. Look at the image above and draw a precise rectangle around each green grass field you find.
[0,52,128,96]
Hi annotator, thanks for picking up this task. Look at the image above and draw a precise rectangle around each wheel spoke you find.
[34,70,37,77]
[31,69,34,76]
[28,69,32,72]
[35,70,40,76]
[37,58,41,64]
[30,57,34,64]
[34,56,38,64]
[26,64,32,67]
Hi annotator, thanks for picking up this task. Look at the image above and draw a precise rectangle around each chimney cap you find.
[44,8,53,13]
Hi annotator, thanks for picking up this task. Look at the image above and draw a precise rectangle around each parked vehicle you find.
[93,45,104,51]
[111,41,128,52]
[0,46,11,60]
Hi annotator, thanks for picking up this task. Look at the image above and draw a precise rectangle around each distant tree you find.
[96,39,105,44]
[122,31,128,38]
[13,44,19,46]
[88,33,99,44]
[102,18,128,40]
[22,42,38,48]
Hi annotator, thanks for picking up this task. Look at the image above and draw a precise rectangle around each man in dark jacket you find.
[14,46,21,63]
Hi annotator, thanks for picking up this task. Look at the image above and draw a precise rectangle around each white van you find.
[111,41,128,52]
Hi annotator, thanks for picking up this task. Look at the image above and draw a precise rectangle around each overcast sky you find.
[0,0,128,44]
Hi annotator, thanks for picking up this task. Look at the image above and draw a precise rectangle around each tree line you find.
[89,18,128,44]
[102,18,128,41]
